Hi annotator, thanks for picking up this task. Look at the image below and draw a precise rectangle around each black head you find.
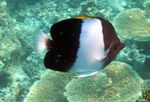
[44,18,83,72]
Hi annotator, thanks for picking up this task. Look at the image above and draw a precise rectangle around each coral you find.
[0,0,21,64]
[24,70,74,102]
[5,82,20,102]
[103,0,127,11]
[144,0,150,18]
[0,0,149,102]
[0,71,11,89]
[115,38,150,79]
[0,60,4,70]
[65,61,143,102]
[0,1,47,102]
[0,63,33,102]
[0,35,21,62]
[0,98,4,102]
[0,82,21,102]
[142,80,150,94]
[137,80,150,101]
[114,8,150,41]
[116,44,146,65]
[0,1,8,26]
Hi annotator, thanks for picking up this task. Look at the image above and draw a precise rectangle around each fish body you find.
[38,16,124,77]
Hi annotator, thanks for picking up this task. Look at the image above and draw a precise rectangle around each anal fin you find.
[76,71,98,77]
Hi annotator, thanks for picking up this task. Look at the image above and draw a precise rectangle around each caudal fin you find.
[36,31,52,52]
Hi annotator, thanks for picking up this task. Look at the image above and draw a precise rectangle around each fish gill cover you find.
[0,0,150,102]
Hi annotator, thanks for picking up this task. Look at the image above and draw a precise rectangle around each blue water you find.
[0,0,150,102]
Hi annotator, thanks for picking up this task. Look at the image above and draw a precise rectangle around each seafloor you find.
[0,0,150,102]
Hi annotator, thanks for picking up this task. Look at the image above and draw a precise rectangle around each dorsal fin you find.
[75,16,93,20]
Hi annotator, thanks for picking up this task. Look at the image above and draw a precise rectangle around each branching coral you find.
[114,8,150,41]
[5,82,20,102]
[65,61,143,102]
[0,82,21,102]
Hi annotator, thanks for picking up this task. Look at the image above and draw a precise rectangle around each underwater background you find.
[0,0,150,102]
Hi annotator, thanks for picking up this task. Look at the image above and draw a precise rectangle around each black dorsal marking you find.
[44,18,82,72]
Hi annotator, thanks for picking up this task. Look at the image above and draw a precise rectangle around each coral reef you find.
[0,1,45,101]
[0,71,11,89]
[24,70,74,102]
[0,0,149,102]
[116,43,150,79]
[142,80,150,94]
[116,44,146,66]
[65,61,143,102]
[114,8,150,41]
[5,82,20,102]
[137,80,150,101]
[0,0,21,67]
[0,2,24,102]
[0,1,8,26]
[144,0,150,18]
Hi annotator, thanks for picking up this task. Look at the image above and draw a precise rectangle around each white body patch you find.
[70,18,107,76]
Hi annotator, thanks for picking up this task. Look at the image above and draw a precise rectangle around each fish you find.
[37,16,124,77]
